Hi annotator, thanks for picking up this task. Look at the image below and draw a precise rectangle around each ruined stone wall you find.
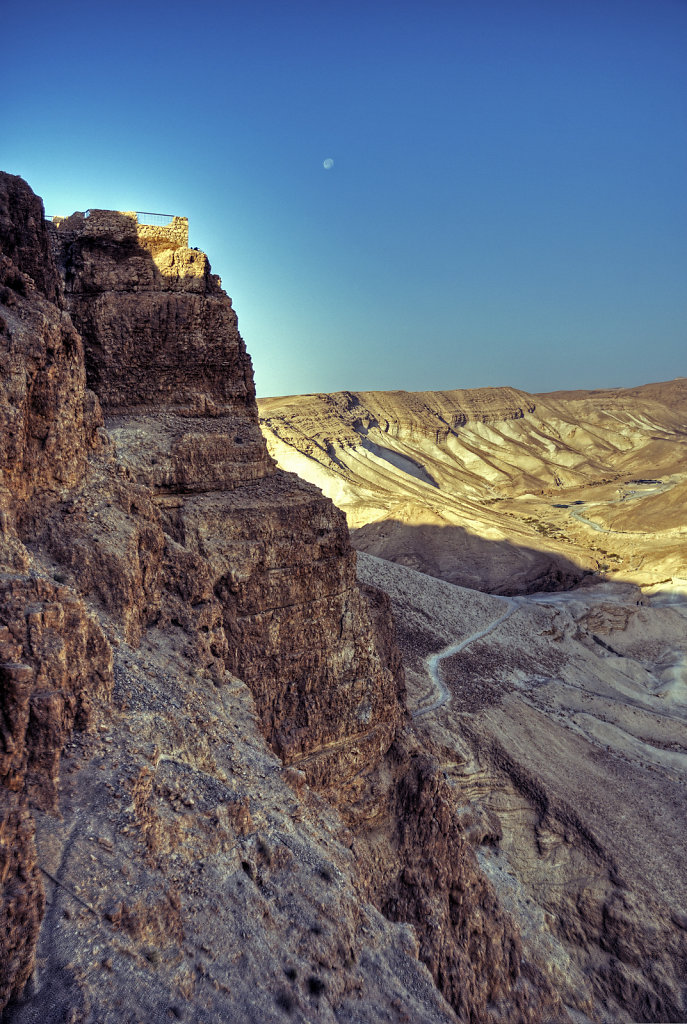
[53,210,189,251]
[135,215,189,252]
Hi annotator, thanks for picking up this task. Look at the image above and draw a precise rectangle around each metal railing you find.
[134,211,178,226]
[44,211,180,225]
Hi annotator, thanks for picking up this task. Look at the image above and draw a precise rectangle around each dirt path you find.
[412,596,522,719]
[410,563,687,722]
[567,479,677,535]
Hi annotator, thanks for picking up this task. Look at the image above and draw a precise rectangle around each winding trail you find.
[407,479,685,723]
[410,579,687,722]
[412,596,522,719]
[569,508,610,532]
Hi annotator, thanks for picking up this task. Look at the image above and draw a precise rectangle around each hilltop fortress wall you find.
[53,209,189,251]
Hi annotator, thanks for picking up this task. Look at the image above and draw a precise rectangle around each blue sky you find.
[3,0,686,397]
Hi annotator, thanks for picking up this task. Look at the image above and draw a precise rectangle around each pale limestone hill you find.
[258,381,687,593]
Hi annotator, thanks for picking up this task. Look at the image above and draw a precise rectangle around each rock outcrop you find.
[349,739,560,1024]
[50,206,403,784]
[0,174,61,305]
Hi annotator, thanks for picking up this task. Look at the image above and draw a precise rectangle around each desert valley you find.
[260,382,687,1020]
[1,172,686,1024]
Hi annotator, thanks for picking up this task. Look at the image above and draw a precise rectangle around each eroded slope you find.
[258,384,687,593]
[358,552,687,1022]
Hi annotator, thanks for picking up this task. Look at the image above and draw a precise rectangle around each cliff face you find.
[348,739,558,1024]
[0,174,61,305]
[0,175,113,1008]
[0,198,95,522]
[0,174,561,1023]
[50,206,403,782]
[0,175,410,1016]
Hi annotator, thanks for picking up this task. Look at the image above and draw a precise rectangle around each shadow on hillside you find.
[351,518,598,596]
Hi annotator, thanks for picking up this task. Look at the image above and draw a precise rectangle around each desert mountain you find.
[259,383,687,593]
[1,173,686,1023]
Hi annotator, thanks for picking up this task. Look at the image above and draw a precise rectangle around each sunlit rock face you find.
[259,382,687,593]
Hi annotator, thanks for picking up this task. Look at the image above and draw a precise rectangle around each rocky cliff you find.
[0,175,113,1010]
[48,206,403,783]
[0,173,563,1022]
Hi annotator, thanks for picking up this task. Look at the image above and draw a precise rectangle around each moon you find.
[323,158,334,170]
